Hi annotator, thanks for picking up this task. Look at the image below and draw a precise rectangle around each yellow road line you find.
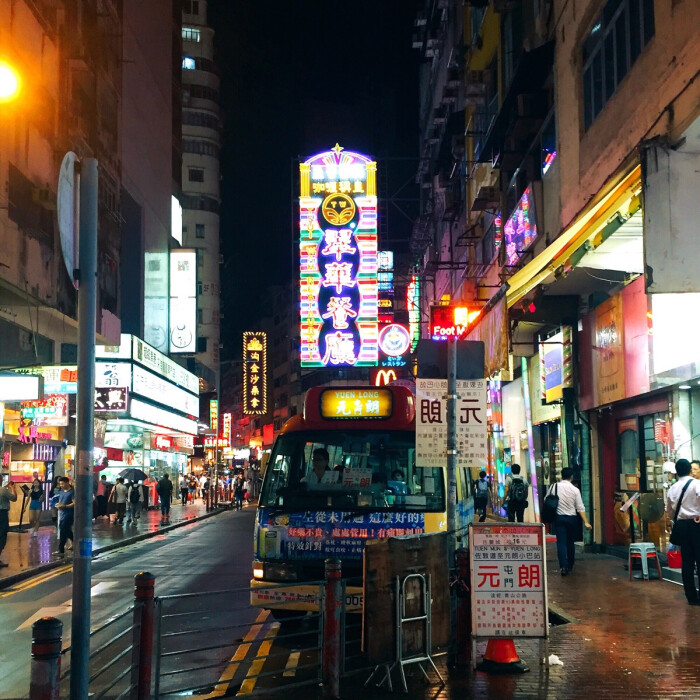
[194,610,269,700]
[0,565,72,598]
[237,621,280,696]
[283,650,301,677]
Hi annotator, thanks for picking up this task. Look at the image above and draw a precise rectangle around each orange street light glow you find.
[0,62,21,102]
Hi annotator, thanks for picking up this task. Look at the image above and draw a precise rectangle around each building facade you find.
[412,0,700,554]
[181,0,221,392]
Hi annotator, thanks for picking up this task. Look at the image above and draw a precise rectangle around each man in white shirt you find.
[551,467,592,576]
[665,458,700,605]
[301,448,331,486]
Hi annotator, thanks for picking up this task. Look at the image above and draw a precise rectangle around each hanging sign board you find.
[57,151,79,288]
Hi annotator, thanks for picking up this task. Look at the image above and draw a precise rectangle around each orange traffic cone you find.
[476,638,529,674]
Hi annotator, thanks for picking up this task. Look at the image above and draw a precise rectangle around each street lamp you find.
[0,61,20,103]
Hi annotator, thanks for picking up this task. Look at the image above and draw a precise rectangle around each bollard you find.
[322,558,342,699]
[130,572,155,700]
[30,617,62,700]
[454,547,471,666]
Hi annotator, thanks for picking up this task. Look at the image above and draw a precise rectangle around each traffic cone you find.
[476,638,529,674]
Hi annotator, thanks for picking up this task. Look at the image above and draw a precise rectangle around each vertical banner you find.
[222,412,232,446]
[209,399,218,432]
[169,249,197,353]
[243,332,267,415]
[299,144,378,367]
[415,378,488,469]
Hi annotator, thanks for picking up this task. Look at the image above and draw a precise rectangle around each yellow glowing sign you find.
[319,389,393,420]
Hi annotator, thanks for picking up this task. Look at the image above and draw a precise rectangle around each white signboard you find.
[130,398,198,435]
[415,378,487,468]
[469,523,548,639]
[169,249,197,354]
[95,362,132,389]
[132,365,199,417]
[132,336,199,394]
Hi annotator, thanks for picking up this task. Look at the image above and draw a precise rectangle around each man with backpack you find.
[504,464,528,523]
[126,481,143,525]
[473,470,489,522]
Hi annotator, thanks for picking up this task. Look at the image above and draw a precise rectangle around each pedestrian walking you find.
[48,476,60,532]
[28,474,43,536]
[54,477,74,557]
[179,474,188,505]
[188,476,197,503]
[665,458,700,606]
[548,467,592,575]
[95,474,109,519]
[110,477,128,523]
[243,478,250,504]
[157,473,174,524]
[504,464,529,523]
[0,478,18,567]
[234,476,244,511]
[473,470,489,522]
[126,481,143,524]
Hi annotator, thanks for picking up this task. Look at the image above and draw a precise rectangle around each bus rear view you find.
[251,385,446,618]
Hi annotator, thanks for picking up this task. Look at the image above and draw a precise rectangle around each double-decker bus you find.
[251,385,474,618]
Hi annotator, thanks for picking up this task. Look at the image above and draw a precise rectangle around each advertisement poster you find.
[258,510,425,561]
[469,523,548,638]
[416,379,487,469]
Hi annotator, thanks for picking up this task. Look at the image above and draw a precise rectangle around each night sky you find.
[207,0,420,359]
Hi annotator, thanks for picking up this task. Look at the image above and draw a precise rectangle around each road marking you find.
[16,605,72,630]
[60,580,119,606]
[194,610,269,699]
[237,621,280,696]
[0,565,72,598]
[283,650,301,677]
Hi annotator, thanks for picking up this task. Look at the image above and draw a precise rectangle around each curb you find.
[0,507,228,591]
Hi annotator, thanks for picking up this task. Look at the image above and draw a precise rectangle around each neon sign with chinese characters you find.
[243,332,267,415]
[407,273,420,351]
[299,145,378,367]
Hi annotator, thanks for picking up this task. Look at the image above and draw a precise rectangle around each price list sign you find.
[469,524,548,639]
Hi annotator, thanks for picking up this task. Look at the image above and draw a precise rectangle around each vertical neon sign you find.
[299,144,378,367]
[243,332,267,415]
[406,273,420,352]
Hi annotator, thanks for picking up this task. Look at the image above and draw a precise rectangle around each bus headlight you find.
[253,562,265,579]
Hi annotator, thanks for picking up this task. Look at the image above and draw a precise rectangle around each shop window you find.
[582,0,655,130]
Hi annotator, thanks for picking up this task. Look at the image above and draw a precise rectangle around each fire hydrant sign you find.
[469,523,548,638]
[415,378,487,468]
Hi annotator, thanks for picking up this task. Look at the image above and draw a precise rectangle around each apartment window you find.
[182,139,219,158]
[182,27,200,42]
[195,223,205,238]
[197,337,208,353]
[583,0,655,130]
[197,281,203,295]
[541,112,557,176]
[183,0,200,14]
[182,56,196,70]
[188,168,204,183]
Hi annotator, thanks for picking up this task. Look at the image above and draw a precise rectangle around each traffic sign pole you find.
[71,157,98,699]
[446,335,458,666]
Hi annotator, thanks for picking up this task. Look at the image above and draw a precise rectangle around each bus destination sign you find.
[319,388,393,420]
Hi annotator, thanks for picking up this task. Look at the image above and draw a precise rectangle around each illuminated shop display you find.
[94,387,128,412]
[539,327,573,404]
[406,273,420,352]
[209,399,218,431]
[378,324,410,357]
[222,412,232,445]
[20,394,69,427]
[503,187,538,267]
[243,332,267,415]
[299,144,378,367]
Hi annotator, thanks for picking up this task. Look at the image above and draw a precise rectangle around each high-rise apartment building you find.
[181,0,221,392]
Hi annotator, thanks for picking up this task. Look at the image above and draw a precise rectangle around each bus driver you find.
[301,448,331,485]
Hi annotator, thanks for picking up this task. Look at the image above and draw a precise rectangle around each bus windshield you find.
[260,430,445,513]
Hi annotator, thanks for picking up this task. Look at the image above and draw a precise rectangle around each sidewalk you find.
[353,544,700,699]
[0,498,232,589]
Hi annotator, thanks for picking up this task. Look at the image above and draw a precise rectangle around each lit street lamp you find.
[0,61,20,103]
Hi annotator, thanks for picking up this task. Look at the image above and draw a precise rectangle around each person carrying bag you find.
[665,458,700,606]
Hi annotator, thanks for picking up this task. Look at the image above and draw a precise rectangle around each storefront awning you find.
[506,163,642,308]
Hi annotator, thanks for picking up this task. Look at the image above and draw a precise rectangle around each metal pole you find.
[71,156,98,700]
[322,558,342,699]
[130,572,155,700]
[30,617,62,700]
[446,335,458,667]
